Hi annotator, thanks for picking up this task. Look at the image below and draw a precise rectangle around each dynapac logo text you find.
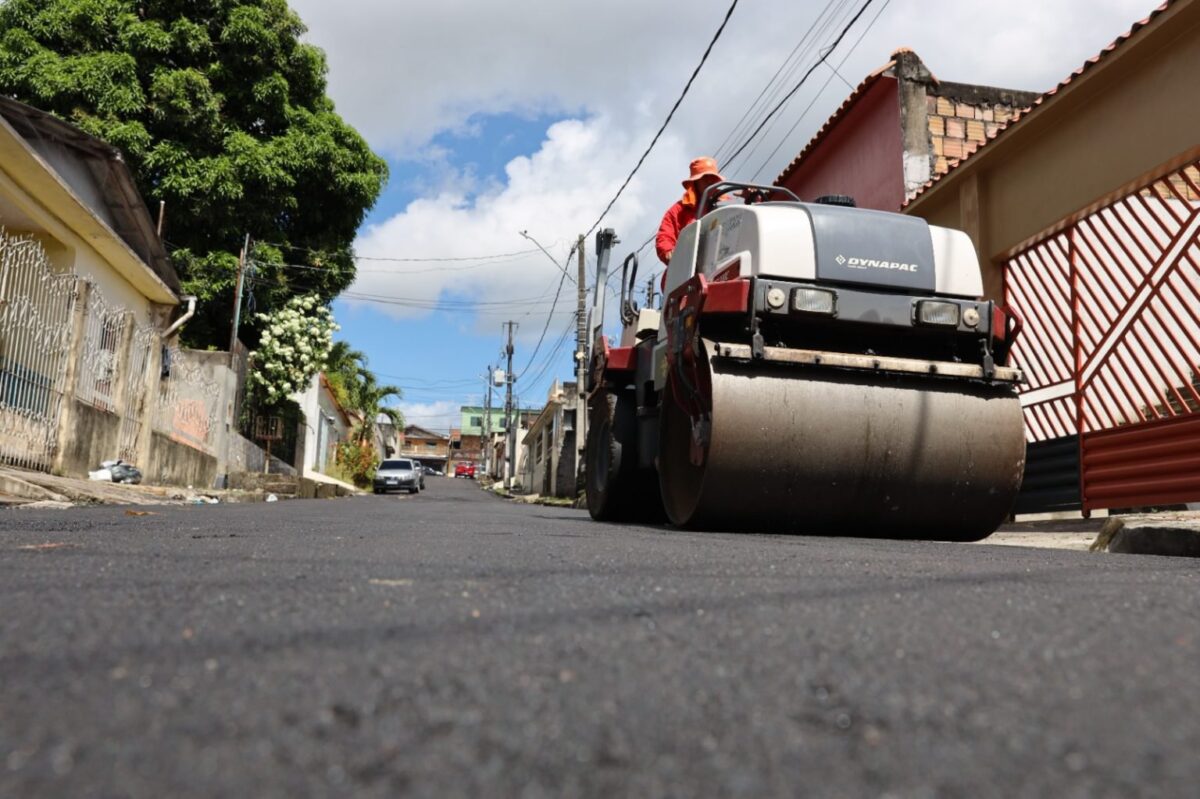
[835,254,919,272]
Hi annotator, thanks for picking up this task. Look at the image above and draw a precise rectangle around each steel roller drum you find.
[659,349,1026,540]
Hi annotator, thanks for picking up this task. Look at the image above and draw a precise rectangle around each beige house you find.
[0,96,226,482]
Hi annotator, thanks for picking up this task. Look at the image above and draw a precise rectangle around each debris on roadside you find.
[124,510,157,517]
[189,495,220,505]
[266,493,278,503]
[88,459,143,484]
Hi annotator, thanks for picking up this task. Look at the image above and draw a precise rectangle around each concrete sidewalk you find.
[0,467,287,508]
[984,510,1200,557]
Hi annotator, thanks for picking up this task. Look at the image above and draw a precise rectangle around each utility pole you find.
[574,234,588,481]
[503,322,516,488]
[646,274,658,309]
[221,232,250,490]
[229,233,251,362]
[483,366,493,477]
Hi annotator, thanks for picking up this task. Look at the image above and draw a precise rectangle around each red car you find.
[454,462,476,479]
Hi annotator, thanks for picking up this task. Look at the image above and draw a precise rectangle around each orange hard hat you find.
[682,156,723,187]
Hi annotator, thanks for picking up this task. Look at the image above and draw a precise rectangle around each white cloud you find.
[291,0,1159,340]
[394,399,462,432]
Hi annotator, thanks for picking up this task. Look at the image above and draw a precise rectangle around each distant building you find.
[459,405,541,436]
[399,425,449,471]
[521,380,579,498]
[295,373,353,477]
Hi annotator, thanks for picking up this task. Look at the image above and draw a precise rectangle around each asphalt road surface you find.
[2,477,1198,798]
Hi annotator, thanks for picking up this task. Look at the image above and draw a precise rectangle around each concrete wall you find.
[147,431,217,488]
[58,400,121,476]
[228,430,296,477]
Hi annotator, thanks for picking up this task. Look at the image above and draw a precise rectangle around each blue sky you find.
[289,0,1161,431]
[332,112,570,428]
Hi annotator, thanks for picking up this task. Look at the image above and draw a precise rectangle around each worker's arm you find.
[655,204,681,266]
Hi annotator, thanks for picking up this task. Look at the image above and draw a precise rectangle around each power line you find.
[250,255,530,276]
[749,0,892,182]
[722,0,877,171]
[575,0,741,245]
[517,269,570,379]
[711,0,845,164]
[723,0,859,170]
[255,239,543,263]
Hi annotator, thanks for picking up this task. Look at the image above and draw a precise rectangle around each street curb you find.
[1090,517,1200,557]
[0,473,69,503]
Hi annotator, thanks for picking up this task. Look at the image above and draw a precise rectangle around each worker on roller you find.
[656,156,725,268]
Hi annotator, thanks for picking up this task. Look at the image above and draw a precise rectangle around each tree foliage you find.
[321,340,403,441]
[247,293,334,405]
[0,0,387,347]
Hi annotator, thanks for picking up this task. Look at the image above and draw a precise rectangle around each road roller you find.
[584,182,1026,540]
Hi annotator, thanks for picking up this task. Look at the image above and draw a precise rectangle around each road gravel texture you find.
[2,477,1198,798]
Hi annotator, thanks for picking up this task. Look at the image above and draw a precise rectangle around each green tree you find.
[322,340,366,411]
[349,373,403,445]
[0,0,387,347]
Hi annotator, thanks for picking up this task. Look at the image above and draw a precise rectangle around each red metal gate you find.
[1005,161,1200,512]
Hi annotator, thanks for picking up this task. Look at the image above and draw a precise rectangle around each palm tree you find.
[350,371,404,445]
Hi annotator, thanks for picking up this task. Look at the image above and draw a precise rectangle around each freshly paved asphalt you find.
[2,477,1198,798]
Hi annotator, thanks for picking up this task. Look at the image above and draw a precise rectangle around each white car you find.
[373,459,424,494]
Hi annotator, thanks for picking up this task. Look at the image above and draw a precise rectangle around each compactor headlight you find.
[916,300,960,327]
[793,287,837,315]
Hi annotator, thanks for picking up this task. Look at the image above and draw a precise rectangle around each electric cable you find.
[722,0,877,171]
[573,0,742,247]
[749,0,892,182]
[712,0,846,163]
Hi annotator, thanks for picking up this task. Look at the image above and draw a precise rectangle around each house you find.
[399,425,449,471]
[460,403,542,477]
[375,414,400,458]
[0,95,210,481]
[775,49,1038,218]
[521,380,579,498]
[898,0,1200,514]
[294,372,353,477]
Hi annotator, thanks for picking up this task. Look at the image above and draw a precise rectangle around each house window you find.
[470,416,483,428]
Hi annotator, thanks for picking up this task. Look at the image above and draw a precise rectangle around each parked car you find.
[454,462,476,479]
[374,458,424,494]
[422,465,443,476]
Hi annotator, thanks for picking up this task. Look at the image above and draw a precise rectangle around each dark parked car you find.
[374,459,424,494]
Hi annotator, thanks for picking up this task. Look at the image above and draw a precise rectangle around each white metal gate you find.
[0,232,76,470]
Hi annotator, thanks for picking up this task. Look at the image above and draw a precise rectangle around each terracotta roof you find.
[904,1,1175,206]
[775,60,896,186]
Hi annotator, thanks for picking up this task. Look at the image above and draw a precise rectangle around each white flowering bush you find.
[247,294,337,405]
